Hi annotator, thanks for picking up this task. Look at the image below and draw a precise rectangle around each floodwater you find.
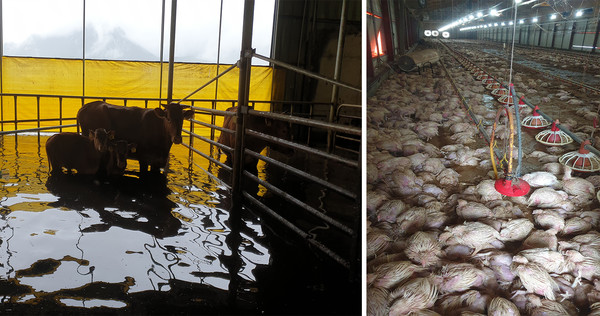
[0,134,360,314]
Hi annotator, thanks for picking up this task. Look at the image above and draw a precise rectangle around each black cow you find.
[46,129,114,175]
[77,101,194,173]
[217,106,292,168]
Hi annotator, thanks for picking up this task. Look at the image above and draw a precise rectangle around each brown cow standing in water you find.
[218,106,291,169]
[46,129,131,176]
[77,101,194,173]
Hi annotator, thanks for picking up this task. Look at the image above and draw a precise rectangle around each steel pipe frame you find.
[0,124,77,136]
[230,0,254,251]
[243,148,356,200]
[181,139,230,171]
[242,191,350,269]
[245,129,358,168]
[244,171,353,235]
[248,109,361,135]
[326,0,348,152]
[0,0,3,132]
[252,53,360,93]
[178,62,238,103]
[166,0,177,104]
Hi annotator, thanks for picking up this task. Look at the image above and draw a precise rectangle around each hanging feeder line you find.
[440,42,600,163]
[437,49,505,164]
[480,49,600,95]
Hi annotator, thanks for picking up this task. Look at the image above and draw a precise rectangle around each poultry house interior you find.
[367,0,600,315]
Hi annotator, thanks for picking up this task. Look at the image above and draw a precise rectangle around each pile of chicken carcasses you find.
[367,51,600,316]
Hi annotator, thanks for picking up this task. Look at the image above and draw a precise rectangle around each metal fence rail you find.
[183,102,361,271]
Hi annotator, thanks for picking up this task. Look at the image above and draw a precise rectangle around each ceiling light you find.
[550,14,556,20]
[501,22,506,26]
[509,21,514,25]
[576,10,583,17]
[532,17,539,22]
[494,23,499,26]
[469,14,475,20]
[519,19,525,24]
[515,0,522,3]
[477,12,484,18]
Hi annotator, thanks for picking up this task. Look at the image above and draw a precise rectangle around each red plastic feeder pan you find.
[559,140,600,172]
[482,78,496,85]
[491,87,509,98]
[486,82,502,91]
[535,119,573,146]
[476,73,490,81]
[495,177,531,197]
[522,105,551,129]
[473,70,486,78]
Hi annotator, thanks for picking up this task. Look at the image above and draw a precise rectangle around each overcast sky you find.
[2,0,275,64]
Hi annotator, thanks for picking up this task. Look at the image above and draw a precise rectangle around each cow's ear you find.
[154,108,167,118]
[264,118,272,127]
[184,110,194,119]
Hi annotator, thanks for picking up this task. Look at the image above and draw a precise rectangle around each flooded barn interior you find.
[0,0,361,314]
[367,0,600,315]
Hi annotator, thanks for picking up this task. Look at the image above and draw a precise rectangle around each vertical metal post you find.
[228,2,254,308]
[59,98,63,132]
[568,21,576,50]
[36,97,40,140]
[167,0,177,104]
[551,23,557,48]
[327,0,347,153]
[82,0,86,98]
[210,0,224,159]
[394,0,406,55]
[232,0,255,212]
[159,0,166,102]
[0,0,3,132]
[592,17,600,53]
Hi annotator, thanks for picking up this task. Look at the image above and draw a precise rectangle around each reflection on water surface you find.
[0,135,360,314]
[0,135,268,313]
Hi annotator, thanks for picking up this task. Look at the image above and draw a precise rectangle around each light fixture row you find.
[441,0,586,32]
[459,11,585,32]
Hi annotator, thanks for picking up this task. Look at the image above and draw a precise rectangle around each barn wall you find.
[271,0,361,119]
[473,16,600,53]
[366,0,420,96]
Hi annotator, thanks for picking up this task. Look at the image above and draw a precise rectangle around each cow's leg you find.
[150,163,162,173]
[139,160,149,174]
[224,153,232,167]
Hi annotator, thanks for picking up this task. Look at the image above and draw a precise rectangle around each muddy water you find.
[0,135,359,314]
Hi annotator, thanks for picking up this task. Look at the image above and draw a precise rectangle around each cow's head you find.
[110,140,135,170]
[90,128,114,152]
[155,103,195,144]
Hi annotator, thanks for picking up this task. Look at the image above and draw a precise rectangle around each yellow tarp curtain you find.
[0,56,272,137]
